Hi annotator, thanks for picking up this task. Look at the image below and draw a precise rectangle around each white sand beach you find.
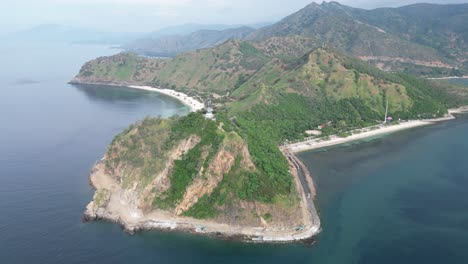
[284,112,464,153]
[427,76,468,80]
[449,106,468,114]
[129,85,205,112]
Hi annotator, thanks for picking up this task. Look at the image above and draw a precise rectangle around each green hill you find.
[74,33,468,224]
[74,37,465,132]
[121,2,468,78]
[348,3,468,62]
[75,40,269,99]
[99,113,303,226]
[247,2,468,76]
[228,48,457,145]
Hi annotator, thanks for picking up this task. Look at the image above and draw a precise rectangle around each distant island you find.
[71,1,468,243]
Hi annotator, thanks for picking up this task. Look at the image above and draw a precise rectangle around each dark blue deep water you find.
[1,42,468,264]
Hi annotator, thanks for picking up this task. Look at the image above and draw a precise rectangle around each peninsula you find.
[71,2,468,243]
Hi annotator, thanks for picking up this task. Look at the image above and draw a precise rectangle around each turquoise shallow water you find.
[1,42,468,263]
[299,116,468,263]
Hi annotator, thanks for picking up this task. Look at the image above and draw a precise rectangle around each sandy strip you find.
[449,107,468,114]
[285,116,458,153]
[427,76,468,80]
[129,85,205,112]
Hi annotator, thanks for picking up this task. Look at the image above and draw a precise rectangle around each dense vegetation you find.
[122,2,468,75]
[182,154,256,219]
[77,3,468,220]
[154,112,295,210]
[92,2,468,79]
[248,2,466,74]
[342,55,449,118]
[153,113,224,209]
[348,3,468,61]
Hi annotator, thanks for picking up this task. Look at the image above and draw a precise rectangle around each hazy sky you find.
[2,0,467,33]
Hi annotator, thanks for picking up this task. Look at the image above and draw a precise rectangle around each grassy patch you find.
[94,189,110,208]
[263,213,272,221]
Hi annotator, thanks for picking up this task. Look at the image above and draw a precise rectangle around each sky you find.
[1,0,467,33]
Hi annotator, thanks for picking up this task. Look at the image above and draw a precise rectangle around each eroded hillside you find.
[75,30,468,242]
[90,113,304,229]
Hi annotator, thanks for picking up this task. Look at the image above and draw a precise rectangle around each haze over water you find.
[1,41,468,264]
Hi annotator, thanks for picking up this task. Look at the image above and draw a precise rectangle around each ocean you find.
[448,78,468,87]
[1,41,468,264]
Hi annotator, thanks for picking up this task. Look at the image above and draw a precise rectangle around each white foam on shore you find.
[129,85,204,112]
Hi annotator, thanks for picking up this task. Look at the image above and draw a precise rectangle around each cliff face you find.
[85,114,312,239]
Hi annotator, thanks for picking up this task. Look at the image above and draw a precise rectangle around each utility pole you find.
[384,98,389,123]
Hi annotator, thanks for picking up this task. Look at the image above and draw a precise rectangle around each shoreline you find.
[69,80,204,112]
[427,76,468,80]
[75,79,321,243]
[284,110,468,153]
[75,79,465,243]
[84,161,320,243]
[128,85,204,112]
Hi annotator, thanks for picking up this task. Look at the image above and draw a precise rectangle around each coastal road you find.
[283,150,320,233]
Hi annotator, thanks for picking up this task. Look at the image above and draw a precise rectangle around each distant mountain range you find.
[249,2,467,75]
[124,22,272,57]
[146,22,271,39]
[18,2,464,78]
[125,27,256,57]
[9,24,144,45]
[126,2,468,76]
[7,22,272,47]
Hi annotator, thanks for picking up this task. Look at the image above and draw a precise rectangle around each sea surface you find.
[448,77,468,87]
[1,42,468,264]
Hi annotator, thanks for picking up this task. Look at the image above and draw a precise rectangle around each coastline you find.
[74,78,465,243]
[427,76,468,80]
[74,79,320,243]
[84,160,320,243]
[69,80,204,112]
[128,85,204,112]
[284,110,468,153]
[449,106,468,114]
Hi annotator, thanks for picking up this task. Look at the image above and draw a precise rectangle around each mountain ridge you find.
[125,1,467,77]
[72,1,468,242]
[125,27,255,57]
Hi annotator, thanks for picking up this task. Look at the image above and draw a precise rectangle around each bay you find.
[1,41,468,264]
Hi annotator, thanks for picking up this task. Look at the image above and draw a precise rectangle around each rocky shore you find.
[75,78,321,243]
[84,158,321,243]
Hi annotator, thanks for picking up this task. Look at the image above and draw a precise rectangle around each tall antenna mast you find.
[384,98,389,123]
